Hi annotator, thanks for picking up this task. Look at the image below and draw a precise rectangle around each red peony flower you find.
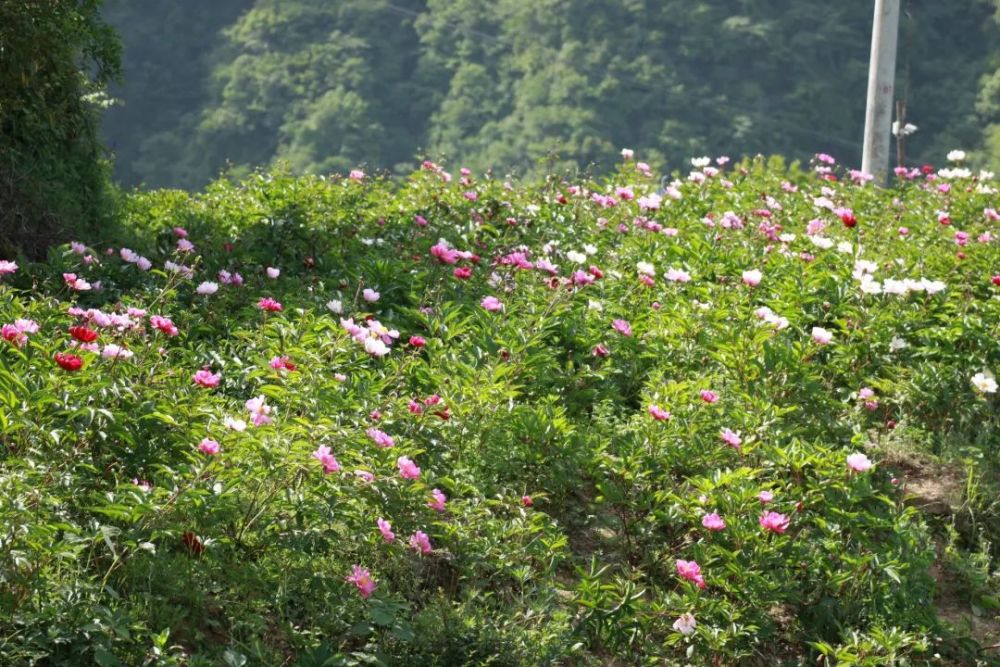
[68,325,98,343]
[54,352,83,371]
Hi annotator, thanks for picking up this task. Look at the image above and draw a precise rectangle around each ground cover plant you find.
[0,153,999,665]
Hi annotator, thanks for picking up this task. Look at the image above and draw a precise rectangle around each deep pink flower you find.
[198,438,220,455]
[312,445,341,473]
[592,344,610,358]
[521,495,533,507]
[409,335,426,347]
[453,266,473,280]
[676,559,706,589]
[648,404,671,421]
[409,530,432,554]
[346,565,376,598]
[760,511,790,534]
[699,390,719,404]
[257,297,283,312]
[701,513,726,531]
[192,369,221,388]
[150,315,179,337]
[269,355,296,371]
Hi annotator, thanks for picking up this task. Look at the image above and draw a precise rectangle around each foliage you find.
[0,0,121,258]
[0,153,998,664]
[100,0,1000,189]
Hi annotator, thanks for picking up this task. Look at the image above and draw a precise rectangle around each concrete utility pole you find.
[861,0,901,184]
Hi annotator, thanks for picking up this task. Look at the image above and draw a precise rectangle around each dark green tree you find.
[1,0,121,258]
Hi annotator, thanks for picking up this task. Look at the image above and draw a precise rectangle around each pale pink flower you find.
[666,268,691,282]
[701,512,726,531]
[312,445,341,473]
[245,396,272,426]
[198,438,220,455]
[377,518,395,542]
[266,266,280,279]
[101,344,133,359]
[741,269,762,287]
[846,452,873,472]
[409,530,432,554]
[349,169,365,180]
[811,327,833,345]
[611,319,632,337]
[719,428,742,450]
[224,416,247,432]
[363,288,380,303]
[176,239,195,253]
[758,490,774,504]
[196,281,219,295]
[397,456,421,480]
[760,511,790,534]
[428,488,447,511]
[673,613,697,636]
[481,296,503,312]
[345,565,376,598]
[354,469,375,483]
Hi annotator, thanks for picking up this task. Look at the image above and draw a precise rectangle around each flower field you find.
[1,154,999,665]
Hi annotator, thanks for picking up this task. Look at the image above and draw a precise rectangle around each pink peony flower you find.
[676,559,706,589]
[521,495,533,507]
[699,389,719,404]
[192,369,221,388]
[846,452,873,472]
[701,512,726,531]
[481,296,503,312]
[409,530,432,554]
[719,428,742,450]
[312,445,341,473]
[0,260,18,276]
[266,267,280,279]
[427,488,447,511]
[648,405,671,421]
[363,288,380,303]
[397,456,421,480]
[377,518,395,542]
[245,396,272,426]
[345,565,376,598]
[150,315,179,337]
[758,490,774,504]
[673,613,697,636]
[611,319,632,337]
[367,428,395,448]
[811,327,833,345]
[196,281,219,295]
[409,335,426,347]
[198,438,220,455]
[257,297,283,312]
[760,511,790,534]
[741,269,762,287]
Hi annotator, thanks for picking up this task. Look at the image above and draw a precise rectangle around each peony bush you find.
[0,153,998,665]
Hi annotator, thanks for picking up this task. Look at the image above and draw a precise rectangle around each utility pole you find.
[861,0,901,184]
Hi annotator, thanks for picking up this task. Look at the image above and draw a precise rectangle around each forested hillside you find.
[101,0,1000,189]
